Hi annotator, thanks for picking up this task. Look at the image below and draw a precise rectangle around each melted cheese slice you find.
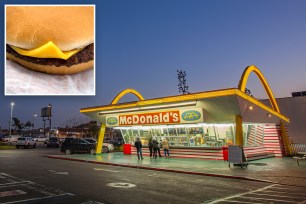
[10,41,82,60]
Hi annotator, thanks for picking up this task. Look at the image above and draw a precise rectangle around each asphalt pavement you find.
[47,151,306,188]
[1,146,306,203]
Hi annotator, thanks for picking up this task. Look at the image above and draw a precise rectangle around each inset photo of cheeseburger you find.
[6,6,94,75]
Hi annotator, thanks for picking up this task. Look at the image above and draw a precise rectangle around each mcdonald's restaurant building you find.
[81,66,292,161]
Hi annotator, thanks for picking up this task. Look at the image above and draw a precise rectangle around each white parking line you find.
[0,190,26,198]
[2,193,74,204]
[0,172,75,203]
[253,191,306,198]
[205,184,276,204]
[206,184,306,204]
[238,195,294,203]
[48,170,69,175]
[0,181,33,187]
[256,189,306,196]
[93,168,119,172]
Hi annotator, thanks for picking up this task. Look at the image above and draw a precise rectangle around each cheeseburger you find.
[6,6,94,74]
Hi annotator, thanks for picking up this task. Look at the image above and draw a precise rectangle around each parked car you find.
[34,135,48,143]
[8,135,21,144]
[1,135,9,142]
[16,137,36,149]
[58,138,65,145]
[47,137,60,148]
[104,137,123,145]
[83,138,114,153]
[60,138,96,155]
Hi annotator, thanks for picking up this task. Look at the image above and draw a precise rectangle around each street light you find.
[32,113,37,131]
[9,102,14,136]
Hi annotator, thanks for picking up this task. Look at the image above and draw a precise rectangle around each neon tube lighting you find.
[113,123,235,130]
[99,107,139,115]
[139,101,197,110]
[99,101,197,115]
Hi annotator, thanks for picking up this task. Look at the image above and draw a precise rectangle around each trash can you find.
[222,146,228,161]
[123,144,131,155]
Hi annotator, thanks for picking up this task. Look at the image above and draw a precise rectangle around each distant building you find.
[291,91,306,97]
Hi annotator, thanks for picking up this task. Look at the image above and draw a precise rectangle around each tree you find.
[24,120,32,131]
[63,116,90,128]
[245,88,253,97]
[12,117,24,134]
[88,121,99,138]
[177,70,190,94]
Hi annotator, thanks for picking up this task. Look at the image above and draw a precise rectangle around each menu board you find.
[228,145,246,164]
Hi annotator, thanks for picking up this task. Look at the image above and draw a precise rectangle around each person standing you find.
[157,139,162,157]
[162,138,170,158]
[152,138,159,159]
[148,137,153,158]
[134,137,143,160]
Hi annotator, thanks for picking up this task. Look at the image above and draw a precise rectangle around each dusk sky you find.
[1,0,305,129]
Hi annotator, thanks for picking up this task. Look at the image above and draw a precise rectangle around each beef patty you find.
[6,43,94,67]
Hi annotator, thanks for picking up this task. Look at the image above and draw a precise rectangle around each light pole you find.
[32,113,37,131]
[9,102,14,136]
[48,104,52,133]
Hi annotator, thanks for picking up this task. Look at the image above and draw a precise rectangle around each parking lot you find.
[1,142,306,203]
[0,172,76,204]
[0,147,278,204]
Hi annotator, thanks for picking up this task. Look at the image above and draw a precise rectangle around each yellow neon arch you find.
[238,65,280,113]
[110,88,145,105]
[238,65,292,155]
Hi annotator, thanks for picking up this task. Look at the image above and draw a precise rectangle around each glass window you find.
[117,124,238,148]
[244,124,264,147]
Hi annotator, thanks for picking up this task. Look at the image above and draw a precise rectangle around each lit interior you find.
[114,123,267,148]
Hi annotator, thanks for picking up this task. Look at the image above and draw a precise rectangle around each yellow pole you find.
[235,115,243,147]
[280,121,292,156]
[96,124,106,154]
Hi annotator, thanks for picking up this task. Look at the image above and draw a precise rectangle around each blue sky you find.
[1,0,306,129]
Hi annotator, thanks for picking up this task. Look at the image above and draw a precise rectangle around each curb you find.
[47,155,274,184]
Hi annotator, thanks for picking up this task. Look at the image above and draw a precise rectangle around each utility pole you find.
[48,104,52,134]
[41,104,52,137]
[9,102,14,136]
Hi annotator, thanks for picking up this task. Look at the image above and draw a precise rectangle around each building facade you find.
[80,66,291,160]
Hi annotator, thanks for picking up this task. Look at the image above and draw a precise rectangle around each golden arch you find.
[110,88,145,105]
[238,65,280,113]
[237,65,292,155]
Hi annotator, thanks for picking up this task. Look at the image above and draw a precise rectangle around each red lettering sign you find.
[119,111,180,125]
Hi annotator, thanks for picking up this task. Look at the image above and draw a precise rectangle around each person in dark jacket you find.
[148,137,153,158]
[134,137,143,160]
[152,138,159,159]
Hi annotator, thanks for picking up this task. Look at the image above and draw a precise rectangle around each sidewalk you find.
[47,152,306,188]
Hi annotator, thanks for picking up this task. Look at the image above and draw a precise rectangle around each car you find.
[16,137,36,149]
[83,138,96,144]
[1,135,9,142]
[59,138,65,144]
[47,137,60,148]
[83,138,114,153]
[8,135,21,144]
[34,135,48,143]
[102,142,115,153]
[104,137,123,145]
[60,138,96,155]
